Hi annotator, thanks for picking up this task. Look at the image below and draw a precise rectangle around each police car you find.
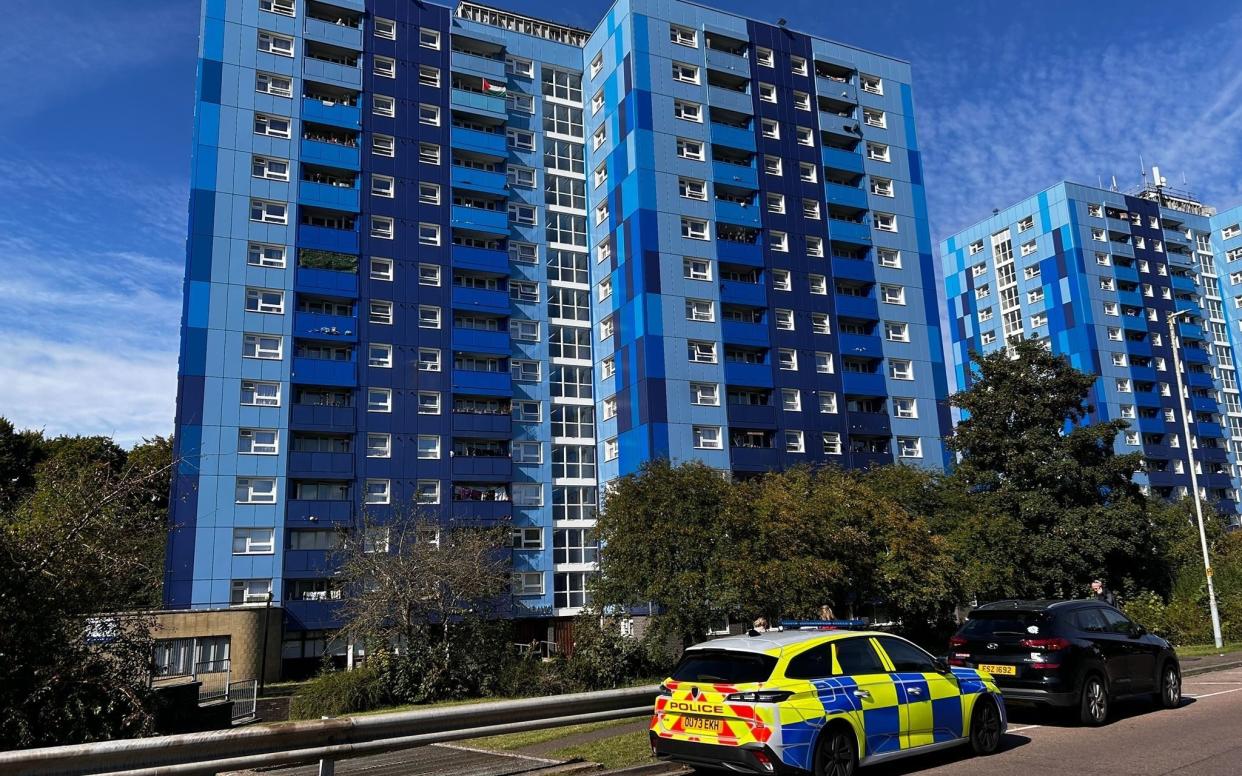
[649,626,1006,774]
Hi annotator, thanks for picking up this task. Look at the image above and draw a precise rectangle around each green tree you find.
[0,432,174,748]
[947,340,1173,600]
[0,417,46,513]
[593,459,733,647]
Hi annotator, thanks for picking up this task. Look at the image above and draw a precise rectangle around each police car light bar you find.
[778,619,869,630]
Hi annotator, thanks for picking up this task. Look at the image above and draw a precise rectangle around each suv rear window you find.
[671,650,778,684]
[960,611,1051,640]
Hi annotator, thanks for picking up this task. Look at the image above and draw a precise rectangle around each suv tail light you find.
[948,635,967,648]
[1020,637,1070,651]
[657,684,674,697]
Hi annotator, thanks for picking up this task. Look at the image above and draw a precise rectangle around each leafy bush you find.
[563,615,663,690]
[289,662,390,719]
[1122,590,1168,638]
[382,621,515,704]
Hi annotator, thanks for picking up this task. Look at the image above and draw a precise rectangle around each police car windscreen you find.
[961,611,1049,640]
[671,650,778,684]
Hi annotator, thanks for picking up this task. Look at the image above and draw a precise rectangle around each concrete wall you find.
[153,606,284,684]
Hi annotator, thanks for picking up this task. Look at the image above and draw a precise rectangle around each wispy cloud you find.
[912,10,1242,241]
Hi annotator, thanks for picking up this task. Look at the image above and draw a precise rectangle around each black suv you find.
[948,599,1181,724]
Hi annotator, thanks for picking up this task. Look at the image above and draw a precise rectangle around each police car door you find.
[876,636,963,749]
[833,636,903,758]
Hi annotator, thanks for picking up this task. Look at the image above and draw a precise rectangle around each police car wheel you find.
[815,726,858,776]
[969,697,1002,755]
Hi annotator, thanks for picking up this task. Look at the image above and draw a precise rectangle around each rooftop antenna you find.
[1139,154,1147,187]
[1098,175,1104,189]
[1111,175,1118,192]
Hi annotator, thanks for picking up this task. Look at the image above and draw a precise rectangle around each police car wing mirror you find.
[933,657,952,674]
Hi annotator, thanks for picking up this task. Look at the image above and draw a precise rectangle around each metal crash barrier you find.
[0,684,661,776]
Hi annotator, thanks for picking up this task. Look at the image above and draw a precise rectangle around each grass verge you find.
[546,730,656,770]
[1175,642,1242,658]
[461,718,637,751]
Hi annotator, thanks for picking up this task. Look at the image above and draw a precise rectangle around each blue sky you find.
[2,0,1241,445]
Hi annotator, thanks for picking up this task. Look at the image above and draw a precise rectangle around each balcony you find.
[298,223,359,254]
[707,85,753,115]
[712,160,759,190]
[287,451,354,478]
[1182,348,1212,365]
[452,286,510,315]
[1109,241,1135,259]
[304,16,363,49]
[452,369,512,395]
[705,48,749,77]
[831,257,875,283]
[729,446,776,472]
[450,126,507,158]
[818,78,858,104]
[723,361,773,388]
[709,123,755,152]
[716,238,764,266]
[1190,395,1218,413]
[727,403,777,428]
[715,200,762,228]
[721,320,770,347]
[835,295,880,320]
[1197,421,1225,438]
[452,327,510,355]
[1171,274,1197,293]
[1112,262,1139,283]
[452,244,509,274]
[286,498,353,526]
[1174,297,1202,317]
[1128,365,1157,382]
[300,138,360,170]
[450,89,507,119]
[296,266,358,297]
[720,280,767,308]
[847,413,891,436]
[1116,289,1144,309]
[451,456,512,480]
[822,146,865,175]
[820,112,862,140]
[842,371,887,396]
[825,183,869,210]
[450,50,506,80]
[301,97,360,129]
[1135,416,1166,435]
[828,219,873,245]
[291,357,356,386]
[849,451,892,470]
[451,205,508,234]
[1164,229,1191,248]
[1187,371,1215,388]
[451,500,512,522]
[452,412,512,437]
[451,166,508,197]
[294,311,357,342]
[303,57,362,89]
[838,334,884,359]
[298,180,359,212]
[290,403,355,432]
[1121,315,1150,334]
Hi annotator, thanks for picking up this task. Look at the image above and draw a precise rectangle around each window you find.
[367,52,399,78]
[415,64,439,87]
[784,430,805,453]
[778,348,798,371]
[368,215,393,240]
[758,82,777,103]
[507,128,535,151]
[798,162,817,183]
[250,199,287,224]
[760,118,780,139]
[767,193,785,214]
[775,309,795,331]
[371,174,395,198]
[240,381,280,407]
[870,177,894,197]
[235,477,276,504]
[414,434,441,460]
[418,223,441,245]
[364,479,390,505]
[770,269,791,291]
[229,527,275,556]
[764,155,783,176]
[690,382,719,406]
[676,137,704,160]
[874,213,898,232]
[770,231,788,252]
[807,236,825,258]
[679,177,707,201]
[419,142,440,165]
[367,388,392,413]
[682,218,709,241]
[417,304,441,329]
[689,340,717,363]
[245,287,284,315]
[507,92,534,113]
[866,142,890,162]
[889,359,913,380]
[781,388,802,412]
[802,199,821,220]
[793,90,811,111]
[243,334,282,360]
[368,343,392,368]
[373,16,396,39]
[230,578,272,605]
[367,257,394,283]
[238,428,278,455]
[511,360,541,382]
[860,73,883,94]
[508,165,536,188]
[672,61,700,84]
[246,242,286,268]
[863,108,886,128]
[366,433,392,459]
[693,426,722,449]
[755,47,774,67]
[256,71,292,97]
[372,134,395,157]
[414,391,440,415]
[683,257,711,281]
[686,298,714,322]
[418,263,441,286]
[670,24,697,47]
[878,248,901,268]
[416,102,441,126]
[415,479,441,504]
[251,154,289,181]
[815,352,834,374]
[367,300,393,325]
[790,55,808,76]
[881,284,906,305]
[260,0,295,16]
[509,203,537,225]
[674,99,702,122]
[253,113,290,138]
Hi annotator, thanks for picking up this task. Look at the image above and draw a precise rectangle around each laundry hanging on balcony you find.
[481,79,508,96]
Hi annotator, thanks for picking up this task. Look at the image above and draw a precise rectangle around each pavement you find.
[243,655,1242,776]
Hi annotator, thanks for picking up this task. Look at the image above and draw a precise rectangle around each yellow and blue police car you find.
[649,626,1006,774]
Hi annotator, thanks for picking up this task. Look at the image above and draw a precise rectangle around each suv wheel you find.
[1155,662,1181,709]
[1079,674,1109,725]
[969,696,1003,755]
[815,725,858,776]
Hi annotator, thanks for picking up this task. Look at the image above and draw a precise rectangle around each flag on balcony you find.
[482,79,508,97]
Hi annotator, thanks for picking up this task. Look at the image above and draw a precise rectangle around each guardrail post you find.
[318,758,334,776]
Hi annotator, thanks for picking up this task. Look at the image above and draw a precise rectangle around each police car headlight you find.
[725,690,793,703]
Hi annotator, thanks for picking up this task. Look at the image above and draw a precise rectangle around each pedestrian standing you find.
[1091,579,1117,607]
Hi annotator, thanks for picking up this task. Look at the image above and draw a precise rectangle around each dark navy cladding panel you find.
[200,60,223,104]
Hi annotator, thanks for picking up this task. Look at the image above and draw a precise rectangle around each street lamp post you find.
[1167,309,1224,649]
[259,591,274,694]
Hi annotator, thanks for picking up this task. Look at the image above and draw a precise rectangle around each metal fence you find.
[229,679,258,722]
[195,661,232,703]
[0,684,660,776]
